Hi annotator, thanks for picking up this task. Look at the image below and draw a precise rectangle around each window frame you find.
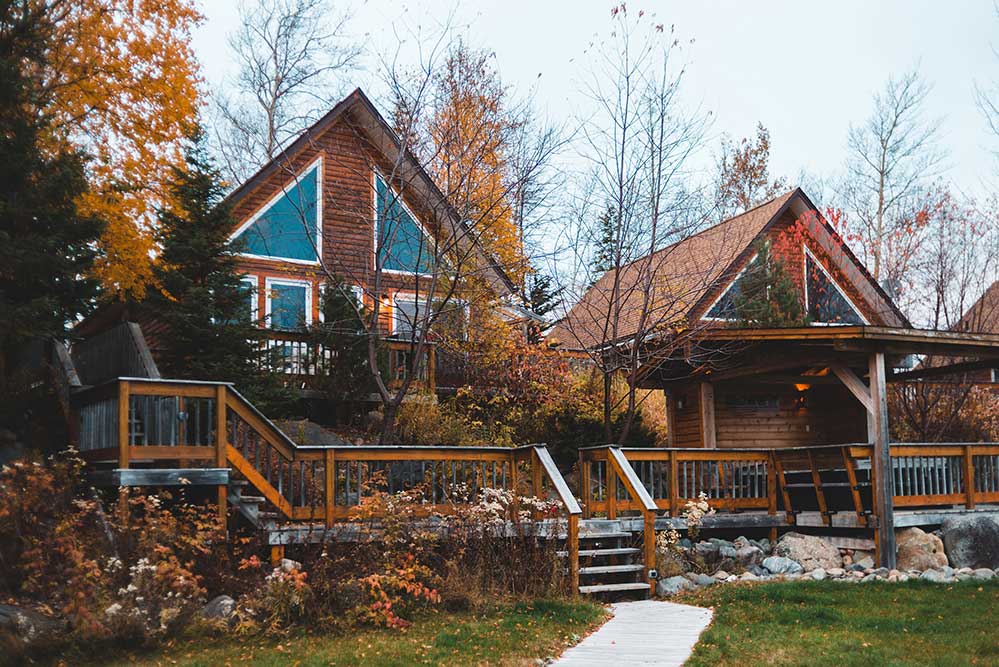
[802,244,869,326]
[230,155,323,266]
[391,292,469,340]
[264,276,314,330]
[372,170,436,277]
[241,275,259,322]
[317,283,364,324]
[701,253,759,322]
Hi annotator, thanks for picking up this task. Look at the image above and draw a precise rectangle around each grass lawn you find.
[62,599,607,667]
[684,579,999,666]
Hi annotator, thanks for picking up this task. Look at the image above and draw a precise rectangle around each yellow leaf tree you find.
[427,43,528,287]
[39,0,204,298]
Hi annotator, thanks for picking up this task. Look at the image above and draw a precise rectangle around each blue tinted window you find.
[376,176,433,273]
[806,253,864,324]
[234,166,319,261]
[706,257,761,320]
[269,283,308,330]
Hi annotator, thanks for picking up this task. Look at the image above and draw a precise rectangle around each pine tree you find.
[0,3,103,430]
[732,239,807,328]
[592,204,618,277]
[525,271,562,344]
[310,278,373,412]
[151,129,295,415]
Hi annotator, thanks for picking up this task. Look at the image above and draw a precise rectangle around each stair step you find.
[579,563,645,575]
[238,496,266,504]
[559,547,641,558]
[259,511,281,518]
[229,480,249,486]
[580,531,631,540]
[578,582,650,594]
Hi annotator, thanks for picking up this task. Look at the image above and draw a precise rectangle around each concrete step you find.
[578,582,650,594]
[579,563,645,575]
[559,547,641,558]
[579,531,631,540]
[238,495,266,504]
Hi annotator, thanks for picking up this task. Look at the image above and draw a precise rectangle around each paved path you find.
[554,599,713,666]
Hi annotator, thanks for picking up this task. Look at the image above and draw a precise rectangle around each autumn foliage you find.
[37,0,204,298]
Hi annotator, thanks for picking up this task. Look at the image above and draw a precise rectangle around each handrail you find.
[606,447,657,512]
[531,445,582,515]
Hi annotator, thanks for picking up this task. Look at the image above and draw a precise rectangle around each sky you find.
[194,0,999,203]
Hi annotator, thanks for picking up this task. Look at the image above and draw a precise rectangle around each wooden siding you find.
[667,382,867,449]
[229,109,483,336]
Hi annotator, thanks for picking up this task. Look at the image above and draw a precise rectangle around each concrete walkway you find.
[554,599,713,666]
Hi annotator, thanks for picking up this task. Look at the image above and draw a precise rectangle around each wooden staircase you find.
[567,520,652,597]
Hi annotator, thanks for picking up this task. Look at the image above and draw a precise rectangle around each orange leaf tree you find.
[39,0,204,298]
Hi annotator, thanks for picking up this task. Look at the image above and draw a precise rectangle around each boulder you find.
[735,545,764,566]
[719,545,738,559]
[973,568,995,580]
[854,556,875,570]
[762,556,803,575]
[657,576,695,596]
[941,515,999,569]
[775,532,843,571]
[808,568,827,581]
[826,567,845,578]
[0,605,65,646]
[919,569,952,583]
[712,570,731,580]
[200,595,237,624]
[896,527,948,571]
[685,572,716,587]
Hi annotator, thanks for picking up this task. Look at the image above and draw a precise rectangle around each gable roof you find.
[225,88,519,298]
[548,188,908,351]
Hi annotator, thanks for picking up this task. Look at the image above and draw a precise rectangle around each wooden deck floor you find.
[554,599,713,666]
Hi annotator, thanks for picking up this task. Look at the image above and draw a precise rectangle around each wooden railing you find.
[580,442,999,531]
[847,443,999,509]
[73,379,579,545]
[260,330,435,390]
[580,446,776,518]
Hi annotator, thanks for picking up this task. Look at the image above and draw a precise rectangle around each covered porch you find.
[611,326,999,567]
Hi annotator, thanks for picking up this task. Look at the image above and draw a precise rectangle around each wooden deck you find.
[72,376,999,595]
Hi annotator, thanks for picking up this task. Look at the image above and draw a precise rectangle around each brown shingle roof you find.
[957,280,999,333]
[548,190,798,350]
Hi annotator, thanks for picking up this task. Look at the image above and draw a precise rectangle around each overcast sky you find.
[194,1,999,202]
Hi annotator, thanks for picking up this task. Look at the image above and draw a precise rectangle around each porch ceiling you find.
[639,326,999,387]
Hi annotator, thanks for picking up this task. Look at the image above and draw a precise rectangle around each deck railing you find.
[72,379,580,563]
[260,330,435,390]
[580,442,999,529]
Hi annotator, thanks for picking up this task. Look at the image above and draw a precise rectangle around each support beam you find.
[869,351,896,569]
[830,363,873,413]
[699,383,716,449]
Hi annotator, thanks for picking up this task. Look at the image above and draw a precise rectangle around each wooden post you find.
[531,450,543,498]
[665,389,676,448]
[325,448,336,527]
[963,445,976,509]
[842,447,867,525]
[568,513,580,594]
[807,450,830,525]
[644,510,656,595]
[668,450,679,517]
[607,464,617,520]
[117,380,131,524]
[270,545,285,566]
[215,385,228,523]
[117,380,130,469]
[699,383,716,448]
[869,351,896,569]
[580,458,592,519]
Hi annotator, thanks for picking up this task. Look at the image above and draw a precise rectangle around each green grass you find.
[684,579,999,666]
[64,599,607,667]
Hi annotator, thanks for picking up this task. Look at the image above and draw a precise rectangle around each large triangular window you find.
[376,175,433,274]
[705,255,761,320]
[805,247,865,325]
[232,161,320,263]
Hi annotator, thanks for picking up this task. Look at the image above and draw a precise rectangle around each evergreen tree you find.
[732,239,807,328]
[525,271,562,344]
[592,204,618,277]
[0,3,103,435]
[310,278,374,413]
[151,130,295,415]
